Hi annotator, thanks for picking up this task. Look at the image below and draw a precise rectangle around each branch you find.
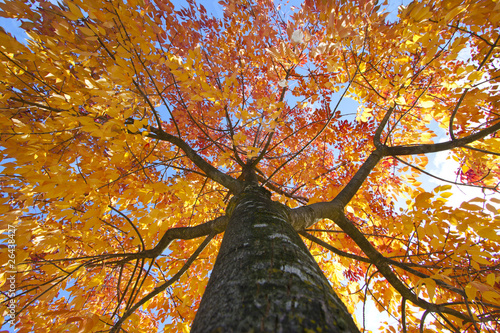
[394,156,499,192]
[290,145,388,229]
[301,230,466,298]
[261,66,359,188]
[40,216,229,267]
[332,148,386,207]
[9,97,68,113]
[256,173,308,204]
[149,215,228,257]
[131,79,164,132]
[448,89,469,141]
[299,231,371,263]
[331,211,473,322]
[386,119,500,156]
[146,127,244,194]
[109,232,216,333]
[293,202,474,322]
[463,144,500,157]
[374,106,394,149]
[10,260,94,320]
[109,205,145,251]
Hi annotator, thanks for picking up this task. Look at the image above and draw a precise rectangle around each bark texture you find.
[191,185,359,332]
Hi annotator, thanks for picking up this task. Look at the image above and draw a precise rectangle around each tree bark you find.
[191,185,359,332]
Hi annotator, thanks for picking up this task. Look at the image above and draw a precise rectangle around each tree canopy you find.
[0,0,499,332]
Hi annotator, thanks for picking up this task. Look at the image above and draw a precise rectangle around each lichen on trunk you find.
[191,185,359,332]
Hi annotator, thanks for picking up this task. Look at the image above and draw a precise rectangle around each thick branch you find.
[301,229,465,298]
[149,215,229,257]
[387,120,500,156]
[332,148,386,207]
[147,127,244,194]
[374,106,394,148]
[289,148,386,230]
[290,200,473,322]
[308,205,473,322]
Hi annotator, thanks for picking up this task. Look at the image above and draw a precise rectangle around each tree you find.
[0,0,499,331]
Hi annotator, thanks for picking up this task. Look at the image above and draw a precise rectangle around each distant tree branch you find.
[261,73,357,188]
[9,260,94,321]
[463,144,500,157]
[448,88,469,141]
[374,106,394,148]
[9,97,68,113]
[256,173,308,204]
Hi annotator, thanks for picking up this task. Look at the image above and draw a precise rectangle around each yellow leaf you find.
[420,132,433,143]
[246,147,259,159]
[416,277,435,300]
[460,202,482,211]
[426,278,436,301]
[430,273,452,282]
[486,273,496,286]
[181,323,190,333]
[415,192,433,208]
[471,261,480,271]
[485,203,497,214]
[66,2,84,20]
[233,132,247,145]
[483,291,500,305]
[444,6,465,23]
[468,71,483,83]
[79,26,94,36]
[465,283,477,300]
[419,99,434,108]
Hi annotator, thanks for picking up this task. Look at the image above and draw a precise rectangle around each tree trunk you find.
[191,185,359,332]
